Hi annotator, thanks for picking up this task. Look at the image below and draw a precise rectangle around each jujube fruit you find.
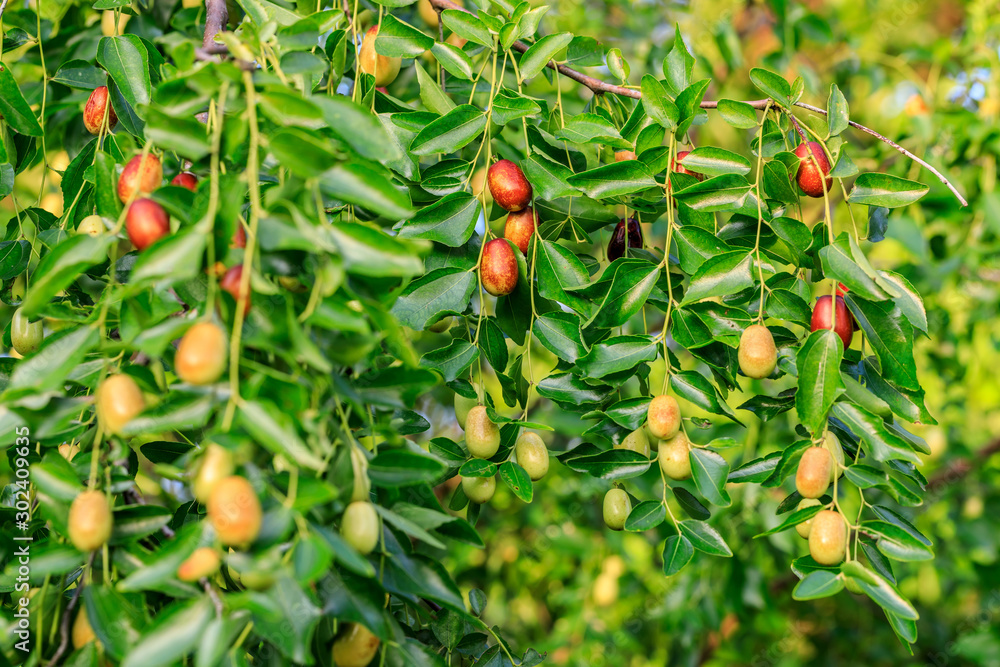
[11,307,43,355]
[811,294,854,350]
[503,206,536,254]
[67,490,113,552]
[795,446,832,499]
[658,432,692,480]
[480,239,518,297]
[177,547,221,582]
[175,321,228,385]
[738,324,778,379]
[615,150,637,162]
[341,501,380,554]
[207,476,262,546]
[615,427,650,458]
[83,85,117,135]
[77,215,106,237]
[823,431,845,482]
[603,488,630,530]
[464,405,500,458]
[515,432,549,481]
[462,475,496,504]
[454,393,478,429]
[607,217,643,262]
[117,154,163,203]
[794,141,832,198]
[97,373,146,435]
[794,498,822,539]
[809,509,847,565]
[332,622,380,667]
[193,443,235,503]
[126,198,170,251]
[72,610,98,649]
[220,264,251,314]
[358,26,401,87]
[171,172,198,191]
[667,150,701,191]
[487,159,532,212]
[417,0,462,27]
[647,395,681,440]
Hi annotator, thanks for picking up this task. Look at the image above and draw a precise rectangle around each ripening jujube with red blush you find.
[97,373,146,435]
[171,172,198,191]
[177,547,221,582]
[796,446,833,499]
[738,324,778,379]
[126,198,170,251]
[220,264,251,314]
[647,395,681,440]
[175,321,228,385]
[358,26,401,87]
[794,141,833,197]
[67,490,113,552]
[503,206,536,254]
[480,239,518,297]
[811,294,854,350]
[487,159,532,211]
[117,153,163,203]
[614,150,637,162]
[193,443,235,503]
[667,149,701,191]
[207,476,262,546]
[809,509,848,565]
[83,85,117,134]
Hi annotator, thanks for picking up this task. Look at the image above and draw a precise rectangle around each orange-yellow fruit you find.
[794,498,822,539]
[332,622,380,667]
[67,490,113,552]
[207,476,262,546]
[503,206,536,255]
[177,547,221,582]
[603,488,630,530]
[738,324,777,379]
[461,475,496,504]
[615,428,650,458]
[59,443,81,461]
[416,0,462,26]
[193,443,235,503]
[614,150,637,162]
[97,374,146,435]
[175,321,228,385]
[657,432,691,480]
[83,86,117,135]
[795,446,832,499]
[809,509,847,565]
[647,395,681,440]
[480,239,518,297]
[464,405,500,458]
[341,500,380,554]
[117,154,163,203]
[515,432,549,481]
[358,26,401,87]
[72,610,98,648]
[487,159,532,212]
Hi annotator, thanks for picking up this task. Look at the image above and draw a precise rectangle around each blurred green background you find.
[414,1,1000,665]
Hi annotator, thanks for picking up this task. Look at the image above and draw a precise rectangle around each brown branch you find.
[47,556,93,667]
[203,0,229,51]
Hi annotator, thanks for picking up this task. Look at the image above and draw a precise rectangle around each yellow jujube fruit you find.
[809,509,847,565]
[647,394,681,440]
[795,446,832,499]
[658,432,692,480]
[68,490,113,552]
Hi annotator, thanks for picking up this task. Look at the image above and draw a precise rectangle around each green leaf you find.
[678,520,732,557]
[826,83,850,137]
[792,571,844,600]
[679,146,752,177]
[831,402,921,465]
[559,448,651,480]
[795,329,845,433]
[419,339,479,382]
[672,174,753,212]
[843,464,888,488]
[661,534,694,575]
[398,193,480,246]
[535,239,592,314]
[7,326,99,395]
[728,452,781,483]
[532,312,587,363]
[499,461,533,502]
[640,75,679,130]
[410,105,487,155]
[671,226,732,275]
[716,99,759,129]
[374,15,433,57]
[581,260,660,329]
[519,33,573,81]
[441,10,491,47]
[121,598,212,667]
[491,89,542,126]
[754,503,822,538]
[0,241,31,281]
[391,267,476,330]
[844,295,919,391]
[0,62,44,136]
[320,164,415,220]
[861,520,934,562]
[680,251,753,305]
[369,449,448,486]
[314,95,403,163]
[671,370,743,425]
[625,500,666,532]
[846,173,929,208]
[661,26,694,95]
[818,232,897,301]
[459,459,496,477]
[238,401,325,471]
[841,561,918,620]
[414,62,456,115]
[689,448,731,507]
[749,67,791,108]
[877,270,928,334]
[96,36,151,114]
[431,42,474,80]
[577,335,656,378]
[128,230,207,288]
[555,114,628,148]
[21,235,113,318]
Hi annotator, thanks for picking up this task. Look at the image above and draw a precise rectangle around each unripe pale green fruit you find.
[11,307,43,355]
[658,432,691,480]
[738,324,777,379]
[207,476,262,546]
[844,576,864,595]
[462,475,496,504]
[332,622,380,667]
[809,509,847,565]
[603,488,630,530]
[11,274,26,301]
[464,406,500,459]
[794,499,822,539]
[177,547,221,582]
[77,215,106,237]
[795,446,832,499]
[515,432,549,480]
[341,501,380,554]
[67,490,113,552]
[646,395,681,440]
[454,394,478,430]
[97,373,146,435]
[823,431,845,483]
[193,443,235,503]
[175,321,228,385]
[428,316,453,333]
[615,427,650,458]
